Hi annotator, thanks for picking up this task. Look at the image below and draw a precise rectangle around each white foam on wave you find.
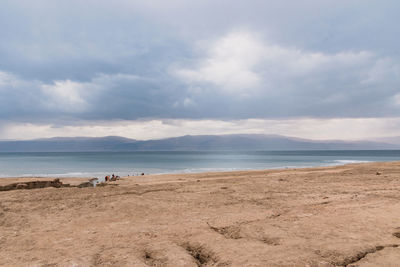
[326,159,371,166]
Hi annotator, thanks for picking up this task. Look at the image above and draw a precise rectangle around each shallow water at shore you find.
[0,150,400,178]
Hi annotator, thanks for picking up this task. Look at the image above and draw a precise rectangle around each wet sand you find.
[0,162,400,266]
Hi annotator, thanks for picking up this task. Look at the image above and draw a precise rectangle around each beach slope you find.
[1,162,400,266]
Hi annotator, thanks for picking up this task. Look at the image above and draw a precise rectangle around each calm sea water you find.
[0,150,399,178]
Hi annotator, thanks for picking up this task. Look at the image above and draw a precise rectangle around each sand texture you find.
[0,162,400,266]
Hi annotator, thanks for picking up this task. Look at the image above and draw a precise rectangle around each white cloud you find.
[393,93,400,106]
[0,71,35,89]
[41,80,89,111]
[174,31,264,94]
[0,71,92,114]
[0,71,14,87]
[174,30,396,100]
[39,73,148,112]
[0,71,146,115]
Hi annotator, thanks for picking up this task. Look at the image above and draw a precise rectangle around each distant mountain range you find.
[0,134,399,152]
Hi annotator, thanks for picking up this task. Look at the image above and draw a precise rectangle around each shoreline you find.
[0,159,378,180]
[2,149,399,179]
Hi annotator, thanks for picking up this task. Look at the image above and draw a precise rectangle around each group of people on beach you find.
[127,173,146,177]
[104,173,146,181]
[104,174,120,182]
[90,173,147,186]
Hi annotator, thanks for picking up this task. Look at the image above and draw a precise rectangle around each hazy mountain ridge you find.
[0,134,399,152]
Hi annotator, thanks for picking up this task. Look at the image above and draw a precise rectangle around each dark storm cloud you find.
[0,0,399,124]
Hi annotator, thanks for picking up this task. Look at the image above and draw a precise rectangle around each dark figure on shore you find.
[105,175,110,182]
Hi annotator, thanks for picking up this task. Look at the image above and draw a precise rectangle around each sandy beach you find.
[0,161,400,266]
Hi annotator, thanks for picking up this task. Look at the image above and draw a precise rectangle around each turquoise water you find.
[0,150,399,178]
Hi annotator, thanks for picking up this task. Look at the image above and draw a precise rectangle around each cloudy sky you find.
[0,0,399,140]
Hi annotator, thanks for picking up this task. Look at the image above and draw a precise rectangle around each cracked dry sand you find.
[0,161,400,266]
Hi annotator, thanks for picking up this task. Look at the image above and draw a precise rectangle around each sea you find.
[0,150,399,178]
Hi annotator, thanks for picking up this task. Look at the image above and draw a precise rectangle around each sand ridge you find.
[0,162,400,266]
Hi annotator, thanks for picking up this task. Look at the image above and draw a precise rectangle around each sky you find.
[0,0,399,140]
